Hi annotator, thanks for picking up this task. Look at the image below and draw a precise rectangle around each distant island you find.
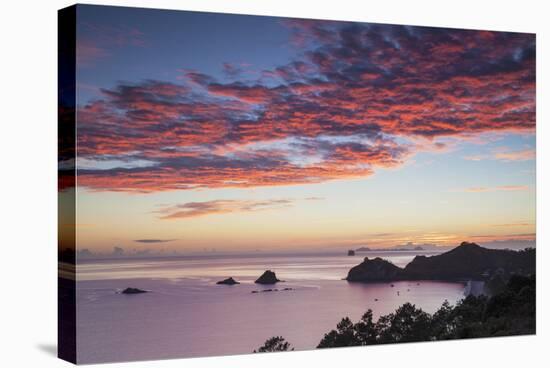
[355,247,371,252]
[355,242,443,252]
[373,246,425,251]
[346,242,535,290]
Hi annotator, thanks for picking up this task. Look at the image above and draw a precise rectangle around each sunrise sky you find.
[71,5,535,255]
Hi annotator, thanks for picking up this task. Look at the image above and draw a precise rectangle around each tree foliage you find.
[254,336,294,353]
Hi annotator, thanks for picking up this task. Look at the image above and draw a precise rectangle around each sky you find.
[68,5,536,255]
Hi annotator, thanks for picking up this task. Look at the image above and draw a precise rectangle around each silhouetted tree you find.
[430,300,455,339]
[445,294,488,338]
[376,303,432,343]
[354,310,378,345]
[254,336,293,353]
[318,317,362,348]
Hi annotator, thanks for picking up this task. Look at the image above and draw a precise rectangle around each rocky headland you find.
[346,242,535,284]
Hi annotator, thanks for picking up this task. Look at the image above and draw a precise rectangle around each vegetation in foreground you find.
[254,336,294,353]
[255,274,535,352]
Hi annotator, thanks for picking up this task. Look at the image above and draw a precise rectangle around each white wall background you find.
[0,0,547,367]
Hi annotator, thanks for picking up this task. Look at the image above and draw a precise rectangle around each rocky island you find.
[355,247,372,252]
[346,242,535,284]
[255,270,281,284]
[121,287,148,294]
[216,277,240,285]
[346,257,404,282]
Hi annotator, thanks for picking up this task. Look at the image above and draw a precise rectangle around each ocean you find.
[74,251,467,363]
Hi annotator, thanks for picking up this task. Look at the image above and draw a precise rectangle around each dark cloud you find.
[133,239,176,244]
[156,199,295,220]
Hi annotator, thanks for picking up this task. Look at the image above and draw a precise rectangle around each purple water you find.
[75,251,466,363]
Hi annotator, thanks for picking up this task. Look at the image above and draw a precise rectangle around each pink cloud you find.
[463,185,529,193]
[494,148,536,161]
[75,23,535,193]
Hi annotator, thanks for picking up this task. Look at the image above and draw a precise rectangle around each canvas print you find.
[58,4,536,364]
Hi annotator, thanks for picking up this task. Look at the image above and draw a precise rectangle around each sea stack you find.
[348,249,356,256]
[255,270,281,284]
[121,287,148,294]
[216,277,240,285]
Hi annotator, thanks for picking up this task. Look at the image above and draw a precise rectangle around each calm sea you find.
[75,251,466,364]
